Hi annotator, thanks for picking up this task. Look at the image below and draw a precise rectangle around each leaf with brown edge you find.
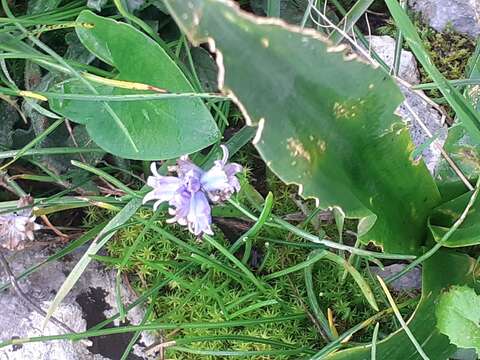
[164,0,440,254]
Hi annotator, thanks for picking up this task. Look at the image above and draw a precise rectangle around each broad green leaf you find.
[428,190,480,247]
[50,11,219,160]
[322,250,479,360]
[164,0,440,254]
[436,286,480,356]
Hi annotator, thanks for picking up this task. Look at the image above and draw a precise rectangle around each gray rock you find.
[371,264,421,291]
[0,247,156,360]
[368,35,447,175]
[397,86,447,175]
[368,35,420,84]
[409,0,480,39]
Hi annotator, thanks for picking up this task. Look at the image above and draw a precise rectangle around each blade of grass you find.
[0,85,226,101]
[371,322,380,360]
[0,118,64,170]
[228,299,278,319]
[392,0,407,76]
[377,276,430,360]
[0,147,104,160]
[304,254,334,341]
[120,296,155,360]
[1,313,307,348]
[310,298,417,359]
[266,0,281,17]
[42,194,144,328]
[313,250,378,310]
[229,192,273,263]
[329,0,375,45]
[168,346,311,357]
[115,212,159,322]
[203,234,269,293]
[225,292,260,312]
[167,334,308,351]
[71,160,140,198]
[229,196,416,260]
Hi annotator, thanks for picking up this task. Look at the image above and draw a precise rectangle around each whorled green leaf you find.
[50,10,219,160]
[164,0,440,254]
[323,250,479,360]
[436,285,480,356]
[428,190,480,247]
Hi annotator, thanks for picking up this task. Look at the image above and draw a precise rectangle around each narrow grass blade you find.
[266,0,281,17]
[71,160,140,198]
[203,234,268,293]
[2,314,307,348]
[0,118,64,170]
[329,0,375,45]
[377,276,430,360]
[0,147,104,160]
[42,194,143,328]
[228,299,278,319]
[371,322,379,360]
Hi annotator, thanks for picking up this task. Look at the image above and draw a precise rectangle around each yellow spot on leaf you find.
[333,101,362,120]
[287,137,311,162]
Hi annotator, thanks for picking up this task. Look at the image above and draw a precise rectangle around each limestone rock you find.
[371,264,421,292]
[368,35,420,84]
[0,247,156,360]
[368,35,447,175]
[409,0,480,39]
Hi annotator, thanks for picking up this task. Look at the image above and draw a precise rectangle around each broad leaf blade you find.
[428,190,480,247]
[164,0,440,254]
[323,251,478,360]
[436,286,480,356]
[50,11,219,160]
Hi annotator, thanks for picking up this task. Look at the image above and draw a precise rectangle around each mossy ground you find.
[96,154,418,359]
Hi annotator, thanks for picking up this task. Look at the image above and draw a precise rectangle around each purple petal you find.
[177,155,203,179]
[187,191,213,236]
[167,187,192,225]
[201,160,242,202]
[143,165,183,208]
[200,162,229,192]
[224,163,242,177]
[183,170,202,193]
[224,163,242,192]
